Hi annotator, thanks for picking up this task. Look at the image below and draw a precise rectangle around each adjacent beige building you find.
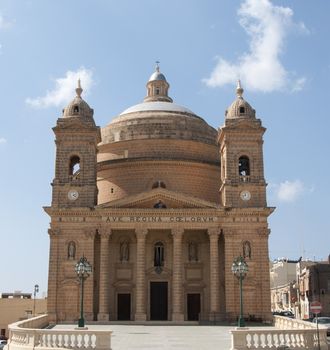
[0,292,47,338]
[45,65,274,324]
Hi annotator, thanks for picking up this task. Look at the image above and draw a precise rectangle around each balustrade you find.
[231,316,328,350]
[6,315,112,350]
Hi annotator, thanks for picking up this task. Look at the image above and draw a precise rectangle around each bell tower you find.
[51,80,101,208]
[218,81,267,208]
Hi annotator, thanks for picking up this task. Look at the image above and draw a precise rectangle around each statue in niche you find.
[243,241,251,259]
[120,241,129,262]
[188,241,198,262]
[68,241,76,260]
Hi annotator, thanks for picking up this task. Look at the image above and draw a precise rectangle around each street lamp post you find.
[75,256,92,328]
[33,284,39,316]
[232,256,249,327]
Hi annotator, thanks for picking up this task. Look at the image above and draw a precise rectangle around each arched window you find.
[238,156,250,176]
[155,88,160,95]
[154,242,164,268]
[152,180,166,189]
[73,105,79,113]
[239,106,245,114]
[69,155,80,177]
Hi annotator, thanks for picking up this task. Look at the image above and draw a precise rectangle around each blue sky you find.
[0,0,329,295]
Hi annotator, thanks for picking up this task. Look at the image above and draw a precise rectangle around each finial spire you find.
[155,60,160,72]
[76,78,83,98]
[236,80,244,98]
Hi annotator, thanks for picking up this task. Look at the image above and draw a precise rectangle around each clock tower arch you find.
[51,80,101,208]
[218,81,267,208]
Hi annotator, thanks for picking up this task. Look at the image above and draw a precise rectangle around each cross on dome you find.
[76,78,83,98]
[236,80,244,98]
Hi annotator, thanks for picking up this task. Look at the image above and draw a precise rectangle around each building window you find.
[238,156,250,176]
[154,242,164,268]
[239,106,245,114]
[69,155,80,177]
[73,105,79,113]
[152,180,166,189]
[155,88,160,95]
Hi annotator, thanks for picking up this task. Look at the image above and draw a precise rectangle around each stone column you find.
[47,228,60,324]
[135,228,148,321]
[208,227,220,321]
[97,227,111,321]
[172,228,184,321]
[84,229,96,321]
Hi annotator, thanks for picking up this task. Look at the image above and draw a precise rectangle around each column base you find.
[85,312,94,321]
[209,312,222,322]
[172,312,184,322]
[135,312,147,321]
[97,312,109,321]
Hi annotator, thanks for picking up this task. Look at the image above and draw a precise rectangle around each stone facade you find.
[45,68,274,323]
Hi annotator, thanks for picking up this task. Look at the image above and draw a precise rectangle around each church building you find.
[45,65,274,323]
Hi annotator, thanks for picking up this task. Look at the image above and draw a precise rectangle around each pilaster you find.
[47,228,60,324]
[171,228,184,321]
[135,228,148,321]
[208,227,221,320]
[97,227,111,321]
[83,229,96,321]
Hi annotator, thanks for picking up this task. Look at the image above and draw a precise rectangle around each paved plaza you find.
[55,324,233,350]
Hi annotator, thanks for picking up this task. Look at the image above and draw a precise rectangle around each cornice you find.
[97,158,220,171]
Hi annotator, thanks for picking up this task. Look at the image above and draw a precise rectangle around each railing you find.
[231,316,328,349]
[6,315,112,350]
[239,175,250,183]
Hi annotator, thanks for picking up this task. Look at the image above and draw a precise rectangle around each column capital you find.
[48,228,60,237]
[208,227,221,237]
[171,228,184,238]
[98,225,112,239]
[135,228,148,238]
[84,228,96,240]
[258,228,271,236]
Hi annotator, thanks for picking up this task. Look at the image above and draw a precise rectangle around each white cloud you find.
[203,0,307,92]
[275,180,304,202]
[0,14,14,30]
[0,137,7,144]
[26,67,94,109]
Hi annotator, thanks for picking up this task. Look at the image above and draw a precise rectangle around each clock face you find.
[68,190,79,201]
[240,190,251,201]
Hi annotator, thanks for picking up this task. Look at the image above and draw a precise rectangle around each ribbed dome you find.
[63,96,94,118]
[225,81,255,119]
[62,80,94,119]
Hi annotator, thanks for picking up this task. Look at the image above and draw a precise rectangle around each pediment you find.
[97,188,218,209]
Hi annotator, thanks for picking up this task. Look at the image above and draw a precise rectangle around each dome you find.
[148,62,167,82]
[62,80,94,119]
[225,81,255,119]
[119,101,194,116]
[101,65,217,145]
[149,71,166,82]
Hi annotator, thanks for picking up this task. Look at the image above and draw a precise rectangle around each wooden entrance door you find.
[150,282,168,320]
[117,293,131,320]
[187,293,201,321]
